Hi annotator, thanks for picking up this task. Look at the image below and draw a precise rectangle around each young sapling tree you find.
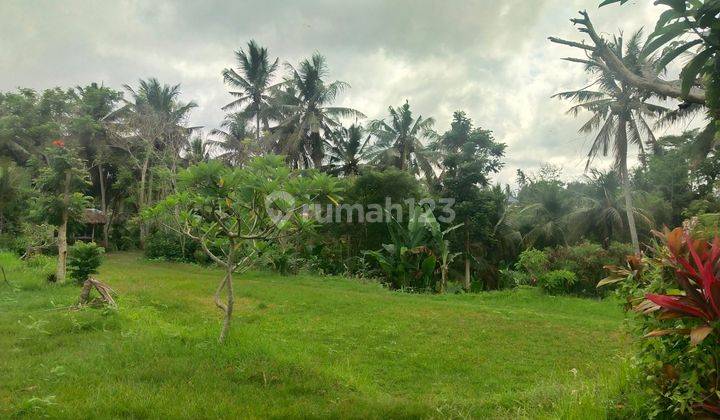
[147,155,342,342]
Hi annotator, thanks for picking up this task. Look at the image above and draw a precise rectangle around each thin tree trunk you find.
[622,173,640,254]
[256,111,261,145]
[440,264,448,293]
[56,172,71,283]
[617,118,640,254]
[0,210,4,235]
[98,163,109,249]
[138,149,151,249]
[219,251,235,343]
[464,224,471,291]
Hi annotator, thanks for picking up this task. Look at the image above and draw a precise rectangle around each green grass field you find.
[0,252,631,418]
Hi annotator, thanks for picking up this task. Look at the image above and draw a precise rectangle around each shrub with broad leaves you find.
[537,269,576,295]
[514,248,548,284]
[601,227,720,417]
[641,228,720,348]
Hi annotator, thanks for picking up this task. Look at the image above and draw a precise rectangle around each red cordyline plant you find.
[640,228,720,345]
[637,227,720,415]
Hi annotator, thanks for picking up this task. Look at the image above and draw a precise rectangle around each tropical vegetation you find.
[1,0,719,416]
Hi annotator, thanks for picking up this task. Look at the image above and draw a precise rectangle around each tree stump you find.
[77,278,117,308]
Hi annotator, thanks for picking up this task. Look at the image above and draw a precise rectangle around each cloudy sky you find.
[0,0,699,184]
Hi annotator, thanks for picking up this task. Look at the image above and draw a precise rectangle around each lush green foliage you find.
[548,241,633,296]
[32,144,91,226]
[537,269,577,295]
[365,207,460,292]
[144,230,199,263]
[600,228,720,417]
[67,241,105,284]
[508,243,632,297]
[515,248,548,282]
[0,0,718,414]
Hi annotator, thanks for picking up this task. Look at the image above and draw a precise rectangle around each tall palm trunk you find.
[398,138,407,171]
[310,132,324,168]
[622,174,640,254]
[617,118,640,254]
[56,172,71,283]
[256,110,261,145]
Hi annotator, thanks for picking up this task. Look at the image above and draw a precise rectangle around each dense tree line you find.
[1,0,718,294]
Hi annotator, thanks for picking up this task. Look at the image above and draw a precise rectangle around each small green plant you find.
[257,242,300,276]
[67,241,104,284]
[14,395,56,416]
[515,248,549,283]
[537,269,576,295]
[498,268,531,289]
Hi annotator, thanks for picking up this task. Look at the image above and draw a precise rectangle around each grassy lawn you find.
[0,252,630,418]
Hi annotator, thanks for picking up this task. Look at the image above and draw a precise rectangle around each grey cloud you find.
[0,0,679,184]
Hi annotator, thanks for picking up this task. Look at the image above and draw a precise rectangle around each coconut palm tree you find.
[514,178,571,248]
[222,40,279,144]
[323,124,372,176]
[107,78,197,247]
[568,170,652,246]
[184,136,209,166]
[208,113,258,166]
[367,100,437,180]
[554,30,668,253]
[274,53,365,168]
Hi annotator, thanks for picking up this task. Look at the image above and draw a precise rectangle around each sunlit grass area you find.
[0,252,630,418]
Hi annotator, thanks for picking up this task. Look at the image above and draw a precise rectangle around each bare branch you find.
[551,10,707,105]
[548,37,595,52]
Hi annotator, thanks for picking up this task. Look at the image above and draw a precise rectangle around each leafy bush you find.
[145,230,198,262]
[512,243,632,296]
[548,241,632,296]
[601,228,720,417]
[257,241,301,276]
[67,241,104,284]
[537,269,576,295]
[25,254,55,272]
[342,254,381,279]
[497,268,531,289]
[515,248,548,282]
[0,233,26,255]
[301,239,348,275]
[683,213,720,240]
[108,221,139,251]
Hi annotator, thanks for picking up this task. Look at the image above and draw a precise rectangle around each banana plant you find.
[366,206,462,292]
[425,212,463,292]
